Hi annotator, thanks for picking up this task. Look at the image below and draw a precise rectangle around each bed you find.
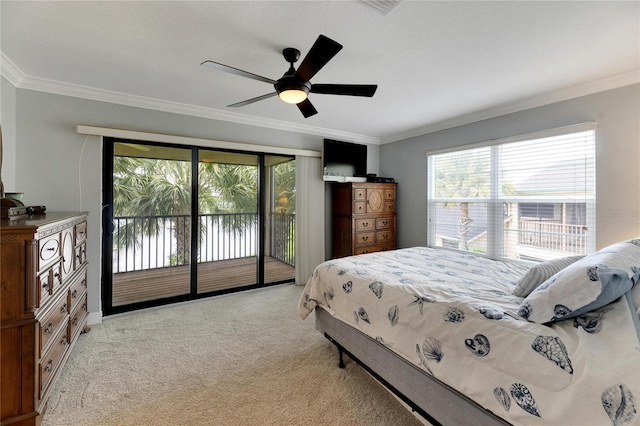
[298,242,640,426]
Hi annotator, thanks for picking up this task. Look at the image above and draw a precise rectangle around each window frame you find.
[426,122,597,262]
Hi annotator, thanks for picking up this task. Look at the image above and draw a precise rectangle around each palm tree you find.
[270,160,296,264]
[113,156,258,267]
[273,160,295,214]
[434,152,514,251]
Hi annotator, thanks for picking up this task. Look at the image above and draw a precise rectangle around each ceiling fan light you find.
[278,89,308,104]
[275,76,310,104]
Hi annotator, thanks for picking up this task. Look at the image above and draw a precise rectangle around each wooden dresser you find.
[331,182,397,258]
[1,212,89,426]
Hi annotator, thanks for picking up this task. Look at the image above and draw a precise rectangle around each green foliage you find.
[113,155,261,265]
[198,162,258,214]
[435,152,490,202]
[273,160,296,214]
[433,150,515,250]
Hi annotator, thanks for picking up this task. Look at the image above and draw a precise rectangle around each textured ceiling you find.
[1,1,638,143]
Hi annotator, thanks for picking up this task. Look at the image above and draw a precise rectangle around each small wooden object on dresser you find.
[331,182,397,258]
[1,212,89,426]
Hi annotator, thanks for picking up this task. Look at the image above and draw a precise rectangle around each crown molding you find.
[0,52,379,145]
[381,69,640,144]
[4,49,638,147]
[0,52,25,87]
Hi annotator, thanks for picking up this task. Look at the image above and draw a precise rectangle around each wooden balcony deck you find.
[112,256,294,306]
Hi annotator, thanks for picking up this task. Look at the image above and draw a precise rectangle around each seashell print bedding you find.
[298,247,640,426]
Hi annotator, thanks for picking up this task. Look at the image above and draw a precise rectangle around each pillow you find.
[518,239,640,324]
[512,255,584,297]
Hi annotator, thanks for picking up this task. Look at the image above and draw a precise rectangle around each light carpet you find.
[42,284,424,426]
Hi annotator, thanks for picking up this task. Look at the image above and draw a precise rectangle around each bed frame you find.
[315,307,512,426]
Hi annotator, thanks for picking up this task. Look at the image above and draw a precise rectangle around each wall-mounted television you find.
[322,139,367,182]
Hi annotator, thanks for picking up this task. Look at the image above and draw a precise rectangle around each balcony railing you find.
[518,219,587,254]
[271,212,295,267]
[113,212,295,274]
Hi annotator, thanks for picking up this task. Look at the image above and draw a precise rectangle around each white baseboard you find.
[87,311,103,325]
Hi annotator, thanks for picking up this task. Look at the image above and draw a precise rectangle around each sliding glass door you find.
[108,142,193,308]
[265,156,296,283]
[102,139,295,315]
[196,150,259,293]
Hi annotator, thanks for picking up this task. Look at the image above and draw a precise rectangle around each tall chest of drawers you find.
[331,182,397,258]
[1,212,89,426]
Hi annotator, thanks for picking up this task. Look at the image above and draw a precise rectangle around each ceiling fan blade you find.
[294,35,343,82]
[297,99,318,118]
[201,60,277,85]
[228,92,277,108]
[311,84,378,97]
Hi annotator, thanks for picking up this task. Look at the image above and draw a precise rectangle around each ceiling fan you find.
[201,35,377,118]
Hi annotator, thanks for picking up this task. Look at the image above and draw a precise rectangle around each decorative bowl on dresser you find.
[331,182,397,258]
[1,212,89,426]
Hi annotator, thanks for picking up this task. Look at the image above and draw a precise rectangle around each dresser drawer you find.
[61,229,75,280]
[376,217,394,230]
[39,295,70,357]
[354,243,394,255]
[75,243,87,269]
[355,231,376,246]
[354,202,366,214]
[384,188,395,200]
[384,202,395,213]
[69,270,88,312]
[355,218,375,231]
[75,221,87,245]
[376,230,394,244]
[38,270,53,309]
[39,327,70,397]
[38,233,61,270]
[69,295,88,340]
[38,262,63,308]
[354,188,366,200]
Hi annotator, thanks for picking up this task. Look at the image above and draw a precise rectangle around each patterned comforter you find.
[298,247,640,426]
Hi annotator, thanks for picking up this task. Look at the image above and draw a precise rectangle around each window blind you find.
[427,125,595,262]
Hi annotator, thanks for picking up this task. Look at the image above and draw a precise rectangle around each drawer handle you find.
[382,234,388,238]
[72,318,78,326]
[362,236,369,241]
[54,272,60,280]
[61,303,67,314]
[72,289,78,299]
[44,360,53,372]
[46,247,56,252]
[82,279,87,287]
[42,282,50,291]
[44,323,54,334]
[82,303,87,311]
[382,220,388,225]
[61,336,69,346]
[76,253,81,259]
[363,222,369,227]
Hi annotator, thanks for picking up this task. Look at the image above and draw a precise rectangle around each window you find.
[427,124,595,262]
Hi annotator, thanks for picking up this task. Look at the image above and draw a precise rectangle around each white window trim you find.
[426,123,597,260]
[425,122,597,157]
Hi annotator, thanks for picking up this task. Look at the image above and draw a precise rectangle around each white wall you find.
[380,84,640,250]
[8,81,637,320]
[5,86,380,320]
[0,77,17,191]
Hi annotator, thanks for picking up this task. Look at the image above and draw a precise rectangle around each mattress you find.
[298,247,640,426]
